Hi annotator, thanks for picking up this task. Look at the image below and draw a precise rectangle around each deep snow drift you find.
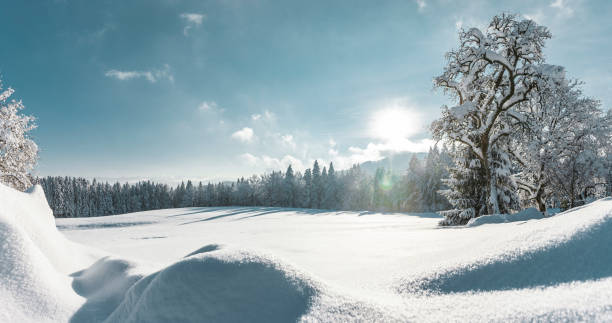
[2,183,612,322]
[0,184,92,322]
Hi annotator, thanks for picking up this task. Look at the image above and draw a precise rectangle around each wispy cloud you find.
[329,138,336,147]
[240,153,305,171]
[105,64,174,83]
[331,138,434,170]
[180,13,205,36]
[251,109,276,122]
[240,153,259,166]
[280,134,296,149]
[550,0,575,17]
[198,101,217,111]
[231,127,255,142]
[415,0,426,12]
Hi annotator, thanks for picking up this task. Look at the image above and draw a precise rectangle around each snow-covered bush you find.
[0,80,38,191]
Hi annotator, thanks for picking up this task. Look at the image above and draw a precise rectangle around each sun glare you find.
[370,107,421,141]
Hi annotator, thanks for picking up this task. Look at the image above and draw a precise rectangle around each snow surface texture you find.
[2,183,612,322]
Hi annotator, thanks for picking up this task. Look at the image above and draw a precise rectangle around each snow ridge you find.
[399,198,612,295]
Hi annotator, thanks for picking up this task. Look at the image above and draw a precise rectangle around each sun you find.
[369,107,421,141]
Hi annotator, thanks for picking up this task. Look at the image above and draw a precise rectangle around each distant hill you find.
[359,152,428,175]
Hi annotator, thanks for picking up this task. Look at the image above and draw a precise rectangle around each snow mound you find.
[467,207,545,227]
[0,184,86,322]
[0,183,320,323]
[401,199,612,295]
[70,257,144,323]
[104,249,319,323]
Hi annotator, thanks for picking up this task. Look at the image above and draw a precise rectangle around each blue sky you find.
[1,0,610,182]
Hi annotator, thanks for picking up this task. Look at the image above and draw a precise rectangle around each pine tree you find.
[283,165,296,207]
[183,180,195,207]
[439,147,488,225]
[312,161,321,208]
[302,168,312,208]
[323,162,338,209]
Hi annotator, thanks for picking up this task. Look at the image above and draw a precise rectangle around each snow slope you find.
[0,184,93,322]
[2,182,612,322]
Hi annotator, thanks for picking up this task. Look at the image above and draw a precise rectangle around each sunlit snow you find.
[2,183,612,322]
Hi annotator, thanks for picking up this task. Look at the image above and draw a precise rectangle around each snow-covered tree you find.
[548,109,611,208]
[311,161,321,208]
[322,162,338,209]
[302,168,313,208]
[439,146,488,225]
[432,14,562,219]
[512,77,610,210]
[283,165,297,207]
[182,180,195,207]
[420,147,451,212]
[404,155,425,211]
[0,80,38,190]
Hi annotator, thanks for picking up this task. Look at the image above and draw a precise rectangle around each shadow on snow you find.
[399,217,612,295]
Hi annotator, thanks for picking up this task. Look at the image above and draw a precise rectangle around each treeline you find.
[39,148,452,218]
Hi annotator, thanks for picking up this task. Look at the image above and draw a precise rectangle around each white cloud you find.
[415,0,426,11]
[240,154,305,171]
[251,110,276,122]
[524,11,545,23]
[331,138,435,170]
[240,153,259,166]
[198,101,217,111]
[526,0,578,23]
[180,13,205,35]
[105,70,141,81]
[280,134,296,149]
[231,127,255,142]
[181,13,204,25]
[550,0,574,17]
[105,64,173,83]
[264,110,276,121]
[329,138,336,147]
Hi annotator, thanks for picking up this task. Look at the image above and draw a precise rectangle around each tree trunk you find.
[535,187,546,212]
[488,173,500,214]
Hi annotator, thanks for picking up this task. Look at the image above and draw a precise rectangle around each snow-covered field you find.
[2,183,612,322]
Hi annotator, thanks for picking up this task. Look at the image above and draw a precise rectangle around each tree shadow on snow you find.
[178,206,442,224]
[355,210,442,218]
[400,218,612,294]
[166,207,232,218]
[179,207,268,225]
[184,244,221,257]
[57,221,155,231]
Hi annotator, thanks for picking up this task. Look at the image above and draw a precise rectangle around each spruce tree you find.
[303,168,312,208]
[312,161,321,208]
[439,147,488,225]
[284,165,296,207]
